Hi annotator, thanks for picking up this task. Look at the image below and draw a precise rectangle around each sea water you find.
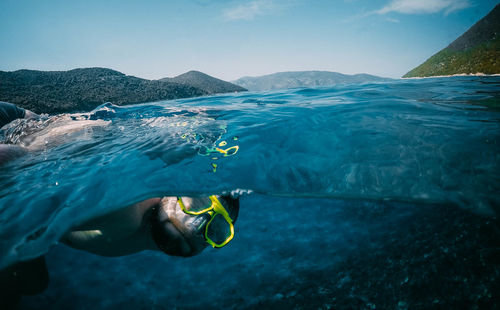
[1,76,500,309]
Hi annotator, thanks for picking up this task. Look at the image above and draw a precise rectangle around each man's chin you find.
[165,221,207,257]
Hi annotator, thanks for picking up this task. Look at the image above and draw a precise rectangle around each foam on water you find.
[1,76,499,268]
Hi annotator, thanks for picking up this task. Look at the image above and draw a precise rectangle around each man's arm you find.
[24,109,39,119]
[61,198,161,257]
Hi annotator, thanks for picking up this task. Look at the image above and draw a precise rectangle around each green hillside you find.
[0,68,245,114]
[404,4,500,78]
[0,68,206,114]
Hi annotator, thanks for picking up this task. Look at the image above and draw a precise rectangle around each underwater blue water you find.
[19,195,500,309]
[1,76,499,283]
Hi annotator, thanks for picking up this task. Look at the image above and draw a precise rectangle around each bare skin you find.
[23,110,38,119]
[62,198,162,256]
[0,110,109,165]
[0,108,37,165]
[62,196,210,257]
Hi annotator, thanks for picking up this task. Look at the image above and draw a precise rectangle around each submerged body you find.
[0,102,240,307]
[63,198,162,257]
[63,196,239,257]
[0,101,35,164]
[1,194,239,307]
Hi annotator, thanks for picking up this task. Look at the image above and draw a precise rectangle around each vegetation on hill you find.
[0,68,244,114]
[161,70,246,94]
[404,4,500,78]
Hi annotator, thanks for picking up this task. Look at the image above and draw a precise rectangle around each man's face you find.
[157,197,209,257]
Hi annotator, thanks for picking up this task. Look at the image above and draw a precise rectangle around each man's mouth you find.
[162,220,194,256]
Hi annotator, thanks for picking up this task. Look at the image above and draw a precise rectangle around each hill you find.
[232,71,389,91]
[404,4,500,78]
[160,70,246,94]
[0,68,243,114]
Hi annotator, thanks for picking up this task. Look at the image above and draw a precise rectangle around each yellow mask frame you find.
[177,195,235,248]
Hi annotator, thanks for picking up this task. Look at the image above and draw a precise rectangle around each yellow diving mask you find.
[177,195,235,248]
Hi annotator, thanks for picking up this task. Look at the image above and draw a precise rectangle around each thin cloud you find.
[385,17,400,23]
[376,0,471,15]
[223,0,275,21]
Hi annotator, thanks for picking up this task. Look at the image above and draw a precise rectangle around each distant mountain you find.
[232,71,389,91]
[0,68,244,114]
[160,70,246,94]
[404,4,500,78]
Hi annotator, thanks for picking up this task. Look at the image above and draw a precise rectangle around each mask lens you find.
[180,197,213,214]
[206,213,232,246]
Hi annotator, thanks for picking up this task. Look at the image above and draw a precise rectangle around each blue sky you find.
[0,0,498,80]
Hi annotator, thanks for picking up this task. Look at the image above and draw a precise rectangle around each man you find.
[0,101,240,306]
[63,195,239,257]
[1,194,239,308]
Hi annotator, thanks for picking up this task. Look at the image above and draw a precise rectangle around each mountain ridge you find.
[232,70,390,91]
[160,70,246,94]
[0,67,245,114]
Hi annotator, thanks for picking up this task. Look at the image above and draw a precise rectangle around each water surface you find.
[1,77,499,285]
